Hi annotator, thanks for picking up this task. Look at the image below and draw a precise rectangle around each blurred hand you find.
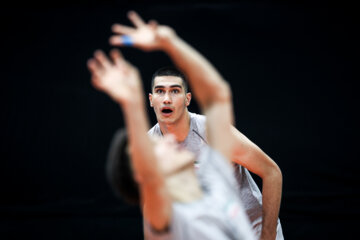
[87,49,142,104]
[109,11,176,51]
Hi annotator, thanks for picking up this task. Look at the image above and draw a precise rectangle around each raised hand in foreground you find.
[87,49,142,104]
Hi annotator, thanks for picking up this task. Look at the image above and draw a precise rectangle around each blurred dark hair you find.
[151,66,189,93]
[106,128,140,204]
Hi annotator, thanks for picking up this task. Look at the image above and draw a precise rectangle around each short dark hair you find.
[151,66,189,93]
[106,128,140,205]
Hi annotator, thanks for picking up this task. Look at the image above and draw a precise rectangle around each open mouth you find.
[161,108,173,114]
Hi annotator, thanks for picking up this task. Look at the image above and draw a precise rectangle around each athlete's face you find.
[149,76,191,125]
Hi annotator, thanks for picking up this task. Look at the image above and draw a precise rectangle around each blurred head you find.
[149,67,191,125]
[154,134,195,176]
[106,129,139,204]
[106,129,194,205]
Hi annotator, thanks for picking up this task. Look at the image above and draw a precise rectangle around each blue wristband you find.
[121,35,133,46]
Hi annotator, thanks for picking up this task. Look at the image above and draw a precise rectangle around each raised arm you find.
[87,49,171,231]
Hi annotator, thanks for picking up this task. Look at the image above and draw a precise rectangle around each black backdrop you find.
[1,1,358,239]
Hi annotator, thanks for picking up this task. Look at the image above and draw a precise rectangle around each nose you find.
[163,92,172,104]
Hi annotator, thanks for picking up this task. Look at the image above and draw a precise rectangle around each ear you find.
[149,93,154,107]
[185,92,191,106]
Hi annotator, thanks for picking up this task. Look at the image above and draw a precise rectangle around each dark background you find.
[1,0,358,239]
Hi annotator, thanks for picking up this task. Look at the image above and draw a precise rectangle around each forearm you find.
[238,152,282,240]
[87,45,171,229]
[160,32,235,159]
[160,33,230,107]
[230,127,282,239]
[121,92,171,230]
[260,166,282,240]
[121,91,161,184]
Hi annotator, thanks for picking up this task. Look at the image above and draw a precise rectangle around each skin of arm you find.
[110,11,282,239]
[167,35,283,239]
[87,49,171,231]
[164,34,283,240]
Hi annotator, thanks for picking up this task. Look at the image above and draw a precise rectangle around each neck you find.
[158,110,190,142]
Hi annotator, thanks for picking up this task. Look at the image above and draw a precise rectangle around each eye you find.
[155,89,164,94]
[171,89,180,94]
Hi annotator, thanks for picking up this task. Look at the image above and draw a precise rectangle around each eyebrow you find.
[154,84,183,89]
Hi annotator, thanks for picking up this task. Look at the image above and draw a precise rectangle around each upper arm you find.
[203,82,235,162]
[230,126,281,178]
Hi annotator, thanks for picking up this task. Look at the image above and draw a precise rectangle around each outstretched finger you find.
[109,48,125,67]
[94,50,112,69]
[87,58,102,76]
[109,35,134,47]
[109,48,135,75]
[90,75,102,90]
[112,24,135,35]
[127,10,146,28]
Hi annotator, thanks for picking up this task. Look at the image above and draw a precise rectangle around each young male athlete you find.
[109,11,284,240]
[87,34,256,240]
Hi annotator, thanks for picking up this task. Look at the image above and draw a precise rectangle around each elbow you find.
[275,165,283,184]
[258,156,282,185]
[266,163,283,186]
